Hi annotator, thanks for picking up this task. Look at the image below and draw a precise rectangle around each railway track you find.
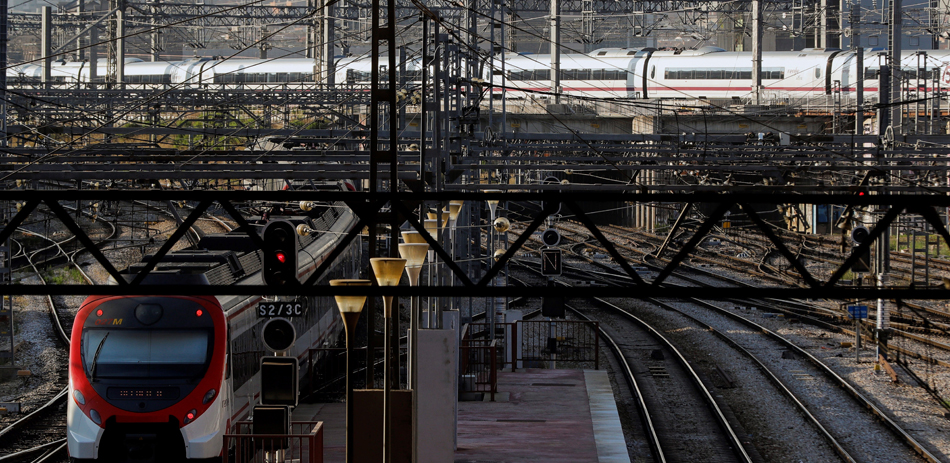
[0,198,234,463]
[510,264,752,463]
[507,221,949,461]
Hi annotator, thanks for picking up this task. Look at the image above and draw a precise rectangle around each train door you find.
[198,60,214,86]
[832,51,856,95]
[626,49,654,98]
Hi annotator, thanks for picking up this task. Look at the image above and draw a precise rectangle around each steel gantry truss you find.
[11,0,947,63]
[4,190,950,301]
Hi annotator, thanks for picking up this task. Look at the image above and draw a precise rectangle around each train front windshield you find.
[81,329,212,379]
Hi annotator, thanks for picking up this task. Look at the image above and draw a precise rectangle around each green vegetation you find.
[890,233,950,258]
[43,267,84,285]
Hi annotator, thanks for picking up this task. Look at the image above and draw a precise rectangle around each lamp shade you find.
[448,201,464,221]
[426,210,449,227]
[485,189,502,208]
[398,243,428,268]
[330,279,371,313]
[423,219,439,238]
[371,258,407,286]
[402,230,427,244]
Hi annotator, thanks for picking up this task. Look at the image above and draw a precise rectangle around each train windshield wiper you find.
[90,332,110,382]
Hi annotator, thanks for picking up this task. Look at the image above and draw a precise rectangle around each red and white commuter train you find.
[67,196,360,462]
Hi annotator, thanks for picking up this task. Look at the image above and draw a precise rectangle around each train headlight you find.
[202,389,216,404]
[73,389,85,405]
[89,409,101,425]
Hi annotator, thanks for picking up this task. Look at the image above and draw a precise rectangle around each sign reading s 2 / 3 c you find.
[258,302,306,318]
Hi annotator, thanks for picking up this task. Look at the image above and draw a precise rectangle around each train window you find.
[864,67,879,80]
[597,51,607,56]
[82,329,211,378]
[605,70,621,80]
[592,70,603,80]
[815,68,821,78]
[627,51,637,55]
[650,66,655,79]
[708,70,723,79]
[694,70,707,79]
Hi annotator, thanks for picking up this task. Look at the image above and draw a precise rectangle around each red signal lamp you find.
[276,252,287,264]
[196,309,203,317]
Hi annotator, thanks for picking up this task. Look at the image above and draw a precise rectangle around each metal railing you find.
[460,325,498,401]
[225,421,324,463]
[464,320,599,371]
[516,320,599,370]
[465,322,514,370]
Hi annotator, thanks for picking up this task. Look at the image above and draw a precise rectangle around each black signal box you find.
[260,356,299,407]
[252,405,290,450]
[541,249,562,276]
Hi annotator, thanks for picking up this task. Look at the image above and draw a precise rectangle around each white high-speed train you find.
[10,47,950,102]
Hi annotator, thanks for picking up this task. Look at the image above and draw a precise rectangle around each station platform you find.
[292,368,629,463]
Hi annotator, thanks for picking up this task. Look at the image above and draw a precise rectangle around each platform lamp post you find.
[398,242,428,388]
[448,201,464,317]
[402,230,428,328]
[485,191,501,340]
[330,278,371,463]
[423,218,441,328]
[370,257,406,463]
[398,241,427,463]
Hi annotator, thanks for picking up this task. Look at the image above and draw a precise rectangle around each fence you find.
[516,320,599,370]
[460,325,498,401]
[225,421,324,463]
[464,320,599,371]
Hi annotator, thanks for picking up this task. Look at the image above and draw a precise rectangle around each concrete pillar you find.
[752,0,762,104]
[41,6,51,86]
[116,9,124,83]
[416,327,458,462]
[88,25,97,83]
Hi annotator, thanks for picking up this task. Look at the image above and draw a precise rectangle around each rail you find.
[225,421,324,463]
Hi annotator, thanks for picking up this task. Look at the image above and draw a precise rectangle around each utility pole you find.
[752,0,762,105]
[0,0,6,147]
[41,7,51,88]
[853,1,863,135]
[149,0,160,61]
[107,0,125,86]
[259,25,269,59]
[324,0,335,85]
[550,0,560,104]
[888,0,902,136]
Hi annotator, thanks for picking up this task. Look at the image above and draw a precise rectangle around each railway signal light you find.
[849,226,871,273]
[541,228,561,247]
[262,220,299,286]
